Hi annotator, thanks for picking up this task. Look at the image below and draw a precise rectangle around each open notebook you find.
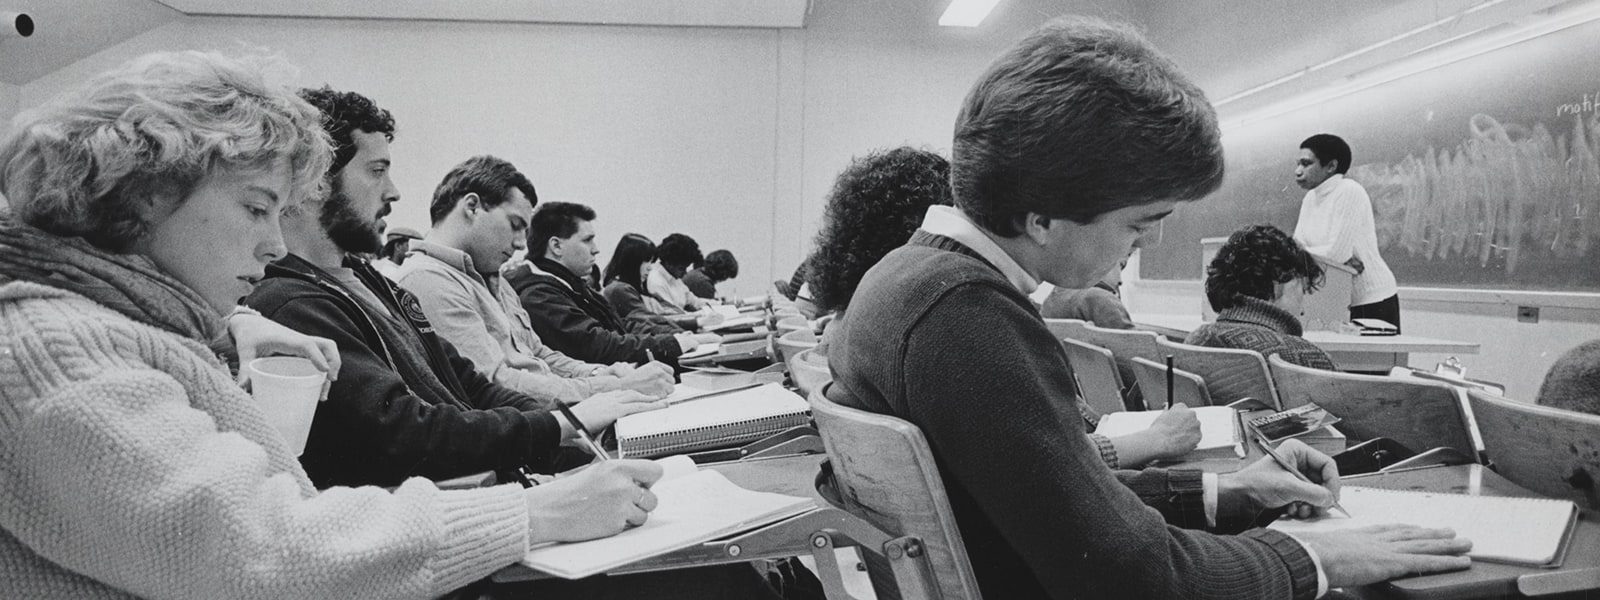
[1269,487,1579,566]
[616,383,811,458]
[522,455,816,578]
[1093,406,1244,460]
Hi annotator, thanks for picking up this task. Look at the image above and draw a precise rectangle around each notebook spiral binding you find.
[620,411,812,458]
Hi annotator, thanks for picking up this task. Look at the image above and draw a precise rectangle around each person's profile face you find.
[1034,201,1175,289]
[140,160,293,313]
[639,259,656,281]
[464,189,532,275]
[1294,148,1335,191]
[322,130,398,254]
[553,219,599,276]
[663,262,689,278]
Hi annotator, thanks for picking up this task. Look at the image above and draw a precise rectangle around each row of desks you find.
[1132,313,1481,372]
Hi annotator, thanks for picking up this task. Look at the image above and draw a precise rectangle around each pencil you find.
[1165,354,1175,409]
[1254,436,1350,518]
[554,400,610,461]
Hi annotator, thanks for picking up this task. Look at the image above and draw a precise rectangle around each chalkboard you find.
[1146,17,1600,291]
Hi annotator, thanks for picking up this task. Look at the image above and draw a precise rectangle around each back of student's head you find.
[1538,340,1600,416]
[1204,224,1324,311]
[701,249,739,282]
[657,233,703,270]
[429,155,538,225]
[297,86,393,179]
[1,51,332,253]
[951,16,1223,236]
[527,201,596,257]
[602,233,657,291]
[1300,133,1352,175]
[808,146,953,313]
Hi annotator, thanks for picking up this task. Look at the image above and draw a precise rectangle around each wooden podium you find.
[1199,237,1354,331]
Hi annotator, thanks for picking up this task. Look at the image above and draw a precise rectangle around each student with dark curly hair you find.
[649,233,707,311]
[1187,224,1338,370]
[806,146,954,314]
[684,249,738,300]
[1537,339,1600,415]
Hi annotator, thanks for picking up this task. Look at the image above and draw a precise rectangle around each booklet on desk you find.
[616,383,811,458]
[1269,487,1579,567]
[521,455,816,579]
[1094,406,1245,460]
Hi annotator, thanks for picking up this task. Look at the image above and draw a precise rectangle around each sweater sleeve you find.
[898,282,1317,600]
[399,267,588,405]
[509,272,683,364]
[1298,183,1370,264]
[1,365,528,600]
[249,290,563,484]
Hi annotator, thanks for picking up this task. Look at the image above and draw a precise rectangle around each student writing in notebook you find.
[808,146,1201,468]
[825,17,1471,600]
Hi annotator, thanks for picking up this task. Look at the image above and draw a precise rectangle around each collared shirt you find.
[917,206,1329,597]
[395,240,611,404]
[647,266,703,312]
[1295,174,1398,306]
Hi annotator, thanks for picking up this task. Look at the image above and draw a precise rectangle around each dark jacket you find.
[245,254,563,489]
[827,231,1318,600]
[601,280,687,334]
[505,257,684,365]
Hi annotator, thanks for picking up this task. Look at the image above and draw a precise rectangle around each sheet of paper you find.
[1094,406,1239,451]
[1269,486,1576,565]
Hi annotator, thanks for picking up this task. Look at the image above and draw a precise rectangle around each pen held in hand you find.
[1254,436,1350,518]
[555,400,611,461]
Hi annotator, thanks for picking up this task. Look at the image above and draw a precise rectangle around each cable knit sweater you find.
[0,225,528,599]
[1185,297,1338,372]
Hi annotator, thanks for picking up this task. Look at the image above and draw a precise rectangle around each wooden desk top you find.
[1132,313,1481,355]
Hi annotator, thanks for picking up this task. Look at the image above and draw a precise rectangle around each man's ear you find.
[1021,213,1054,246]
[461,193,481,217]
[1326,159,1340,174]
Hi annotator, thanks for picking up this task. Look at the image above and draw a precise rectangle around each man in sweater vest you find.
[825,17,1471,600]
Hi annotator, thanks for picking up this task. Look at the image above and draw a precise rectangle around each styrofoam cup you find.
[247,357,324,456]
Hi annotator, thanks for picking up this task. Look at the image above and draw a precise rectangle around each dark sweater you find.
[505,258,685,365]
[1186,297,1338,372]
[682,269,717,299]
[245,254,563,488]
[827,232,1318,600]
[601,280,687,335]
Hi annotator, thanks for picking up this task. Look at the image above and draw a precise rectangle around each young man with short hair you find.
[1293,133,1401,331]
[394,155,674,406]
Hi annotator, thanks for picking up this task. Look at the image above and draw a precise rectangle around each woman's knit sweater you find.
[0,229,528,599]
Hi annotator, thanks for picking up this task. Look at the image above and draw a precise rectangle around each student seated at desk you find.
[825,18,1471,599]
[808,146,1199,468]
[648,233,709,312]
[685,249,739,300]
[393,156,675,407]
[600,233,704,333]
[507,202,720,365]
[0,51,780,600]
[1040,253,1135,329]
[1187,225,1338,371]
[1537,339,1600,415]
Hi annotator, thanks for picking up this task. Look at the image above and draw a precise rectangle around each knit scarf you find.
[0,216,231,354]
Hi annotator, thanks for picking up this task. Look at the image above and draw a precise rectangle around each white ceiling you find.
[153,0,812,28]
[0,0,180,85]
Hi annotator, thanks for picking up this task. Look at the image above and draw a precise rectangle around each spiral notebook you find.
[615,383,811,458]
[521,456,816,578]
[1269,486,1579,566]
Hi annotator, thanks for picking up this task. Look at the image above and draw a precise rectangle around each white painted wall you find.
[0,80,14,209]
[1122,278,1600,402]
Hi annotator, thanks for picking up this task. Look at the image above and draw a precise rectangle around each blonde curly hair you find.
[0,50,332,251]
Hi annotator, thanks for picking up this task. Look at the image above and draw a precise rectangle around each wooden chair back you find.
[1059,337,1132,414]
[788,348,832,399]
[810,388,983,600]
[1130,356,1213,410]
[1155,338,1280,409]
[1065,324,1165,406]
[1467,390,1600,510]
[1044,318,1095,344]
[1268,354,1476,456]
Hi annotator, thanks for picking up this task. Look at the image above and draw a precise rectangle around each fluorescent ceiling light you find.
[940,0,1001,27]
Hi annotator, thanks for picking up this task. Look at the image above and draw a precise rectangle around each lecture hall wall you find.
[4,0,1598,400]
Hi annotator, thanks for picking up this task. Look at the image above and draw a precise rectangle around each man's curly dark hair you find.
[298,86,395,176]
[807,147,953,313]
[1205,224,1325,311]
[657,233,703,269]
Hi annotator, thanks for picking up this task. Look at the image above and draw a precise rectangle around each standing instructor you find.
[1293,133,1401,331]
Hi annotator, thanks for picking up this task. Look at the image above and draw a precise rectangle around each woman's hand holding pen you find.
[524,459,664,543]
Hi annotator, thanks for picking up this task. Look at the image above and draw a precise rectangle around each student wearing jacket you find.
[245,88,663,489]
[505,202,718,365]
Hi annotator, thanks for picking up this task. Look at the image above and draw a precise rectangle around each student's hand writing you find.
[1297,525,1471,588]
[598,362,636,378]
[1149,403,1201,458]
[695,313,725,329]
[616,366,674,398]
[227,311,341,401]
[571,390,668,433]
[1219,439,1340,518]
[692,333,722,346]
[524,460,664,543]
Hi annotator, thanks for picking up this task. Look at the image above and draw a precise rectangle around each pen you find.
[1254,435,1350,518]
[554,400,611,461]
[1165,354,1175,409]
